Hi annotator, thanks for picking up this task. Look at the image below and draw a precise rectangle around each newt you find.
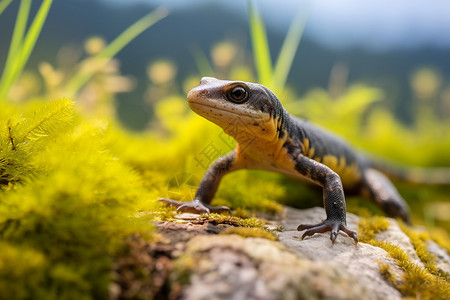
[159,77,450,244]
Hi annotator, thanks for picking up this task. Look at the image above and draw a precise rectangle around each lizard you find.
[159,77,450,244]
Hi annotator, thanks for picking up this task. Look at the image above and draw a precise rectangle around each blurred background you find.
[1,0,449,129]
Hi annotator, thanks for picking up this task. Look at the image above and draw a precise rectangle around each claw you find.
[300,223,329,240]
[340,224,359,245]
[297,219,358,245]
[297,220,326,231]
[330,223,340,244]
[177,201,210,214]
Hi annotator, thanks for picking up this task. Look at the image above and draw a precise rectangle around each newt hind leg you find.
[361,168,410,223]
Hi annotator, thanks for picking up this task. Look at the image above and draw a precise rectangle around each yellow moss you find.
[222,227,277,241]
[260,199,283,214]
[378,262,397,287]
[358,216,390,243]
[138,208,177,222]
[429,228,450,255]
[205,213,266,228]
[232,207,251,219]
[398,222,441,275]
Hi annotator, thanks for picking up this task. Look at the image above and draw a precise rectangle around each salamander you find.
[159,77,450,244]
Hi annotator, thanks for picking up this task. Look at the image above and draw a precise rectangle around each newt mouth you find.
[188,100,268,122]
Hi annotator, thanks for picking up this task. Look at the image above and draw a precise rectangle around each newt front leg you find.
[293,154,358,244]
[159,150,241,214]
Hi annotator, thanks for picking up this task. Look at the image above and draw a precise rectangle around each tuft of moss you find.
[358,216,390,243]
[378,262,397,287]
[222,227,278,241]
[205,213,266,228]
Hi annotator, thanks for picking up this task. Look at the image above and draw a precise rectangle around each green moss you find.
[429,228,450,256]
[359,218,450,299]
[398,222,442,276]
[378,262,397,287]
[216,170,285,214]
[357,216,390,243]
[0,100,158,299]
[205,213,266,228]
[222,227,278,241]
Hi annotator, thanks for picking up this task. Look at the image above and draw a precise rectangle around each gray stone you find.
[276,207,402,300]
[177,235,372,300]
[167,206,450,300]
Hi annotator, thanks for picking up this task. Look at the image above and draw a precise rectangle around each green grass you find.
[65,7,168,96]
[0,3,168,100]
[248,0,273,86]
[0,0,53,100]
[248,0,308,93]
[0,0,14,16]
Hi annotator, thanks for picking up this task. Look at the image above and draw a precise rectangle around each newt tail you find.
[370,159,450,185]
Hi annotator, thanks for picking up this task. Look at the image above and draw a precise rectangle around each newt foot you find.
[158,198,231,215]
[297,219,358,245]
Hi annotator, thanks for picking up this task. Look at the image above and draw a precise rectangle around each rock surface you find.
[114,206,450,300]
[275,207,403,300]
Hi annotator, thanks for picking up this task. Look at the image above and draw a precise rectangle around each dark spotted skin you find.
[159,77,417,245]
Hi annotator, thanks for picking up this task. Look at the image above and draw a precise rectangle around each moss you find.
[357,216,390,243]
[398,222,442,276]
[216,170,285,214]
[378,262,397,287]
[141,206,177,222]
[429,228,450,255]
[0,100,158,299]
[232,207,252,219]
[359,217,450,300]
[205,213,266,228]
[222,227,278,241]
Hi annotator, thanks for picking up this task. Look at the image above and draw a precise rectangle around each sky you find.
[103,0,450,52]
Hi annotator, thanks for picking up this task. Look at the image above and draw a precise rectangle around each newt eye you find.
[227,86,249,103]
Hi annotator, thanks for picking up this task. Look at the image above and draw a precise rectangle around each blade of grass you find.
[191,45,215,77]
[0,0,14,16]
[272,8,308,92]
[65,7,169,96]
[0,0,53,100]
[0,0,32,100]
[247,0,272,86]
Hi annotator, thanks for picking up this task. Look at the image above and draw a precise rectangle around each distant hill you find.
[1,0,449,129]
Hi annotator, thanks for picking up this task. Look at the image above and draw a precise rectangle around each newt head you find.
[187,77,287,143]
